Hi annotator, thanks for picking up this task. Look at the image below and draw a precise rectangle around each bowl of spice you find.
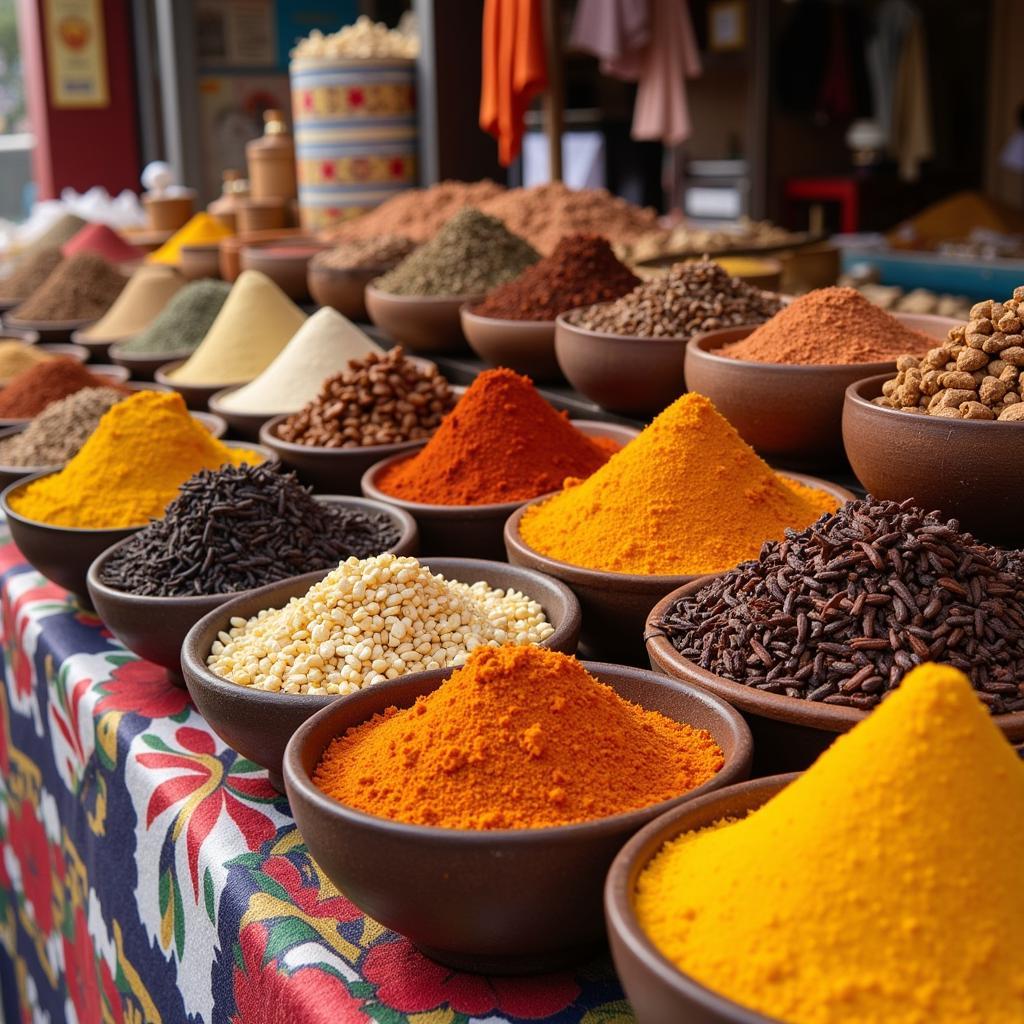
[361,368,637,560]
[87,464,417,684]
[5,252,128,342]
[684,287,956,470]
[0,358,130,427]
[181,553,582,789]
[108,279,232,381]
[607,664,1024,1024]
[460,234,640,382]
[177,243,222,282]
[1,391,268,602]
[507,393,851,661]
[0,247,64,311]
[645,495,1024,774]
[260,347,456,493]
[365,209,539,353]
[308,235,417,321]
[283,644,751,973]
[207,308,385,441]
[554,260,783,417]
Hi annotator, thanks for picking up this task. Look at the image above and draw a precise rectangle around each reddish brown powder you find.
[0,359,124,418]
[720,286,934,365]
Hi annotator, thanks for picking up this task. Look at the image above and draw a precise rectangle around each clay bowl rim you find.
[34,342,90,362]
[605,773,795,1024]
[645,578,1024,740]
[70,327,138,349]
[284,659,754,841]
[85,493,420,610]
[4,314,98,335]
[181,556,584,717]
[554,308,693,348]
[504,471,857,587]
[260,416,431,466]
[308,261,395,282]
[154,357,249,395]
[845,372,1024,433]
[0,327,41,344]
[207,385,280,431]
[460,304,559,334]
[365,281,486,309]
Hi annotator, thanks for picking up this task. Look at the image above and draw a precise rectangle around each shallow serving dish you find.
[108,343,193,382]
[365,284,482,354]
[3,314,97,344]
[606,775,792,1024]
[460,306,561,383]
[284,661,753,974]
[362,420,640,562]
[181,557,583,791]
[308,264,390,322]
[843,373,1024,546]
[87,496,419,686]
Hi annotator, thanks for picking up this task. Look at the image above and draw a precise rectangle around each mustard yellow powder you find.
[636,663,1024,1024]
[518,393,837,574]
[10,390,258,528]
[147,212,233,266]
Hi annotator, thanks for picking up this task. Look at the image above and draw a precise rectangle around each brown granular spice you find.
[0,358,125,418]
[721,286,933,365]
[470,235,640,321]
[12,252,126,322]
[0,248,63,302]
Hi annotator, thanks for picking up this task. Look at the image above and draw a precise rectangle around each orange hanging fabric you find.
[479,0,549,166]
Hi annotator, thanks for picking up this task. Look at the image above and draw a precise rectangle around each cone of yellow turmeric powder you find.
[7,390,261,528]
[618,662,1024,1024]
[514,393,843,576]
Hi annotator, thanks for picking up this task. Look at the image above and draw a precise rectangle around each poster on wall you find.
[44,0,109,108]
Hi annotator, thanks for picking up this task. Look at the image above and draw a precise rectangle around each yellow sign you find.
[44,0,109,108]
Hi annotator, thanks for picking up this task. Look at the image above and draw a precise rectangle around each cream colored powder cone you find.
[78,264,185,342]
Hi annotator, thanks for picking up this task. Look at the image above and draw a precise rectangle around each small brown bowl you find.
[69,330,118,362]
[241,244,327,303]
[646,578,1024,773]
[606,774,792,1023]
[181,557,582,791]
[86,496,419,686]
[208,386,277,442]
[108,344,194,382]
[506,473,855,662]
[460,307,561,382]
[843,373,1024,546]
[154,359,240,411]
[685,313,961,470]
[362,420,638,561]
[365,284,482,353]
[178,244,222,282]
[554,309,691,417]
[0,327,41,344]
[35,342,89,363]
[283,661,753,973]
[4,315,98,344]
[308,264,390,322]
[85,363,131,385]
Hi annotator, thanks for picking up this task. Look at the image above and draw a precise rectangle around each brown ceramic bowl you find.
[685,313,961,470]
[241,244,328,303]
[362,420,640,562]
[506,473,855,663]
[646,578,1024,773]
[365,284,482,354]
[0,327,41,344]
[283,661,753,973]
[109,343,194,382]
[181,557,583,791]
[308,264,390,322]
[554,309,693,417]
[4,315,98,344]
[34,342,89,363]
[68,330,118,362]
[208,386,277,442]
[843,373,1024,546]
[86,496,419,686]
[460,307,561,382]
[154,359,238,411]
[606,774,792,1023]
[178,244,222,282]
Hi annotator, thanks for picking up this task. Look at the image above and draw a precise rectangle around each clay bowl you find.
[154,359,235,411]
[362,420,640,562]
[685,313,961,471]
[646,579,1024,773]
[461,306,562,383]
[554,310,691,417]
[4,315,98,344]
[843,373,1024,546]
[283,662,753,974]
[108,343,193,382]
[181,557,582,791]
[241,244,328,303]
[506,473,855,663]
[0,327,41,344]
[178,244,222,282]
[606,774,792,1023]
[308,264,390,322]
[365,284,483,354]
[86,496,419,686]
[208,386,277,442]
[68,329,123,362]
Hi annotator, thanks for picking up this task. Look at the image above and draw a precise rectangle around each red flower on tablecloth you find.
[63,906,123,1024]
[362,940,581,1019]
[8,798,54,934]
[96,659,191,719]
[2,571,64,699]
[139,726,277,898]
[262,855,362,923]
[232,922,368,1024]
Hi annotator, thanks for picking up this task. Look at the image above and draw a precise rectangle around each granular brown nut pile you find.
[275,347,455,448]
[12,252,126,322]
[570,259,782,339]
[875,287,1024,421]
[311,235,417,271]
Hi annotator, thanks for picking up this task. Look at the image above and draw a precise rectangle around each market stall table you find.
[0,532,629,1023]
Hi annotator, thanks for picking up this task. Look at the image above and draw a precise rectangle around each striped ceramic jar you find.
[289,56,418,232]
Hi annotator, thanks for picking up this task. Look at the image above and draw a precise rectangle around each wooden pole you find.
[542,0,564,182]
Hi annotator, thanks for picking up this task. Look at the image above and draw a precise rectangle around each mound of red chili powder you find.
[470,234,640,321]
[0,358,124,418]
[374,367,616,505]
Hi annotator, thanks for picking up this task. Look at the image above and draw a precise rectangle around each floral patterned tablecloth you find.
[0,540,631,1024]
